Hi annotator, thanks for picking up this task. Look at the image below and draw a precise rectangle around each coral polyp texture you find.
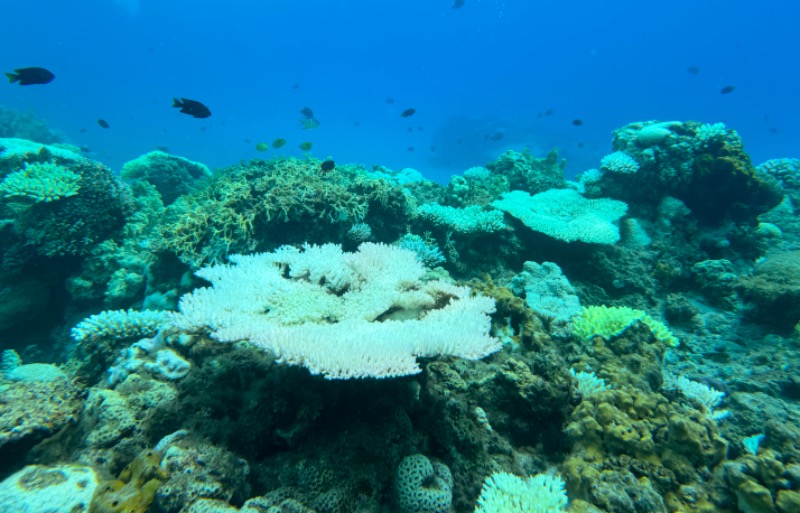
[171,242,500,378]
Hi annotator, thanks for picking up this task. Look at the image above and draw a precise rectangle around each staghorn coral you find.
[159,157,412,268]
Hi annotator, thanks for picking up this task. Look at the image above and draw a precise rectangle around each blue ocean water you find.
[3,0,798,182]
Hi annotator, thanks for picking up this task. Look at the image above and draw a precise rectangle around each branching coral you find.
[171,243,500,379]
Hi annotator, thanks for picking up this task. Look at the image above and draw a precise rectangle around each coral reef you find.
[0,117,799,513]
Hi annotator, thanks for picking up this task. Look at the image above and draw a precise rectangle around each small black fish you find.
[6,67,55,85]
[572,119,584,126]
[687,66,701,75]
[353,121,361,127]
[453,0,465,8]
[544,108,555,116]
[577,142,585,148]
[487,131,504,141]
[172,97,212,118]
[720,85,735,94]
[430,146,436,152]
[400,108,416,118]
[386,97,395,104]
[97,119,110,129]
[292,83,300,90]
[407,146,415,152]
[300,106,314,119]
[408,127,414,132]
[79,128,87,134]
[320,159,335,173]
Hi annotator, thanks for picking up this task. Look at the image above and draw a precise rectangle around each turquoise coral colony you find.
[1,118,800,513]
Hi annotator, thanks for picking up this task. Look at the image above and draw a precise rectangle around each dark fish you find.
[486,131,504,141]
[386,97,395,104]
[408,127,414,132]
[292,83,300,90]
[544,108,555,116]
[6,67,55,85]
[768,127,779,135]
[417,126,423,131]
[400,108,416,118]
[97,119,110,129]
[272,138,287,149]
[172,97,212,118]
[299,141,313,151]
[353,121,360,127]
[453,0,465,8]
[430,146,436,152]
[79,128,88,133]
[300,117,320,130]
[572,119,584,126]
[577,142,585,148]
[407,146,415,152]
[155,146,170,153]
[687,66,701,75]
[720,85,735,94]
[320,159,335,173]
[300,106,314,119]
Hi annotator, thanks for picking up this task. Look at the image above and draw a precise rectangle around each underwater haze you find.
[2,0,799,181]
[5,1,800,512]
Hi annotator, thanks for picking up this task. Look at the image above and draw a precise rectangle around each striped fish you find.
[299,117,321,130]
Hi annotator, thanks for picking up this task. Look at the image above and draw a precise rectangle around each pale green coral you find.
[0,161,80,202]
[572,305,679,347]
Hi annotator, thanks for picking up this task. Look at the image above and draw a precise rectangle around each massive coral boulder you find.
[737,251,800,331]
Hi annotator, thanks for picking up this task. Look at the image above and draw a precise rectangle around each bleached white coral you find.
[475,472,568,513]
[172,243,500,379]
[416,203,505,234]
[492,189,628,244]
[664,374,729,421]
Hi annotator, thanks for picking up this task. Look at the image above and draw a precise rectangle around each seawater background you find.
[2,0,798,183]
